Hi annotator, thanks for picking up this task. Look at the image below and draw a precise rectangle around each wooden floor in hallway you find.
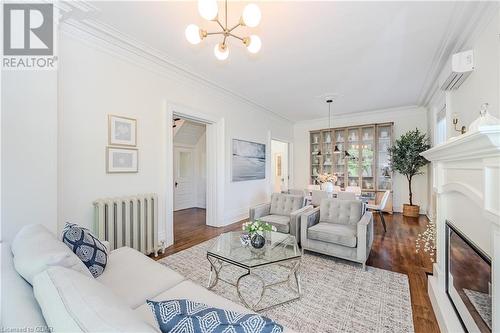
[155,208,439,333]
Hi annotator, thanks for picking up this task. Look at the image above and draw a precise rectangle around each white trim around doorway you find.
[163,101,225,248]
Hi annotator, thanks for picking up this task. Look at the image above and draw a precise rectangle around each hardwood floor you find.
[155,208,439,333]
[156,208,241,258]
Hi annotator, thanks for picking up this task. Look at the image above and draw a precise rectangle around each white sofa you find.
[3,225,293,332]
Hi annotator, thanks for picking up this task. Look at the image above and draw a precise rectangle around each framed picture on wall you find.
[106,147,138,173]
[232,139,266,182]
[108,115,137,146]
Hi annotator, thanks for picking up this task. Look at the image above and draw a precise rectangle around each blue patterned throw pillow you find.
[61,223,107,278]
[147,299,283,333]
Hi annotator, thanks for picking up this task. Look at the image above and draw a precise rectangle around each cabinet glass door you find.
[377,125,392,190]
[333,129,346,188]
[310,132,321,183]
[322,130,333,176]
[347,128,360,187]
[360,126,375,191]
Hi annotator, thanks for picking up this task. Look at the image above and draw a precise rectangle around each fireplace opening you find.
[446,221,492,333]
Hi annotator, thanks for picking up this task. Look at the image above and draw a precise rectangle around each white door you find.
[174,147,195,210]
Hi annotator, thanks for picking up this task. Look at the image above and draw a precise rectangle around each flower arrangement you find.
[242,220,276,236]
[316,173,338,184]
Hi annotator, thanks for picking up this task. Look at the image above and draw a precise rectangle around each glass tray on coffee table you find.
[206,231,302,311]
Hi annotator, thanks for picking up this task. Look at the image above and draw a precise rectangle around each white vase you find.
[324,182,334,196]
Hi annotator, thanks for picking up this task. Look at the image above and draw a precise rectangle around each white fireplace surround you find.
[421,125,500,333]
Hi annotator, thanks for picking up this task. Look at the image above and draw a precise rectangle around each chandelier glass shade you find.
[185,0,262,60]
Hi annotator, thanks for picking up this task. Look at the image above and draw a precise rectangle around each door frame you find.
[164,101,225,247]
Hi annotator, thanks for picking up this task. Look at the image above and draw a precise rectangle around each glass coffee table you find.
[206,231,302,311]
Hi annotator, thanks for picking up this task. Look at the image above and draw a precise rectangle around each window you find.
[436,107,446,145]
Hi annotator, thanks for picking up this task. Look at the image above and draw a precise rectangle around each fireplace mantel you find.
[421,125,500,332]
[422,125,500,163]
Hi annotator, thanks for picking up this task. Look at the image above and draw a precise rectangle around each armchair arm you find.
[289,205,313,243]
[249,203,271,222]
[300,207,320,248]
[356,211,374,263]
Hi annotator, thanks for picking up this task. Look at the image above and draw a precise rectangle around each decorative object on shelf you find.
[388,128,430,217]
[106,147,139,173]
[242,220,276,249]
[108,115,137,147]
[452,112,467,134]
[382,166,391,178]
[185,0,262,60]
[469,103,500,132]
[415,219,436,263]
[232,139,265,182]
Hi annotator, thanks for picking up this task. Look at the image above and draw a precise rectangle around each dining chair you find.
[366,190,391,232]
[289,189,306,196]
[336,191,356,200]
[307,185,321,192]
[345,186,362,196]
[311,190,328,206]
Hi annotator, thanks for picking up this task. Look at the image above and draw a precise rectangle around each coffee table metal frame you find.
[206,238,302,312]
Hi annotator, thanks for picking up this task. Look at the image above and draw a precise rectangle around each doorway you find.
[173,117,207,240]
[271,139,289,193]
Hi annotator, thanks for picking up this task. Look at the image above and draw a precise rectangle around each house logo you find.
[3,3,57,69]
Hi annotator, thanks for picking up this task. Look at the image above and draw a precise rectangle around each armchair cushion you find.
[249,203,271,222]
[319,199,362,226]
[259,215,291,233]
[308,223,357,248]
[270,193,304,216]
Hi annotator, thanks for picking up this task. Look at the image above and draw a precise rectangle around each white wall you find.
[426,10,499,218]
[1,71,58,241]
[293,106,429,213]
[447,11,499,133]
[58,32,293,242]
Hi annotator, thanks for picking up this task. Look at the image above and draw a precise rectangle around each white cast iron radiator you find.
[93,194,162,256]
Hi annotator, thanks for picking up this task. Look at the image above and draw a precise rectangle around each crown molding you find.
[57,2,293,125]
[418,2,499,107]
[294,104,423,127]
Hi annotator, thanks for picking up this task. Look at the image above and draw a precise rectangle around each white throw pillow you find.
[33,267,157,332]
[11,224,92,284]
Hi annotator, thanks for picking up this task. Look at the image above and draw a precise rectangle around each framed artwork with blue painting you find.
[232,139,266,182]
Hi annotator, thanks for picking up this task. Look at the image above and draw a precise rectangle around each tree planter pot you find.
[403,204,420,217]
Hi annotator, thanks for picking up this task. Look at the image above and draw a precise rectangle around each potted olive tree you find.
[388,129,430,217]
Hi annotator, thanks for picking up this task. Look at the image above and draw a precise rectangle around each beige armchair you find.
[300,198,373,270]
[249,193,312,243]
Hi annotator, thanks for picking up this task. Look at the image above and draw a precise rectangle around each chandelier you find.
[185,0,262,60]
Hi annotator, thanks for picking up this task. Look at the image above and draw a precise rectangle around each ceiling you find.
[173,120,206,146]
[86,1,477,121]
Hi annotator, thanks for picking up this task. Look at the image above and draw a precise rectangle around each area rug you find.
[159,239,414,333]
[464,289,492,329]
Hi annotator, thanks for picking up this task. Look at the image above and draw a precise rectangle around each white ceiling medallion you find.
[185,0,262,61]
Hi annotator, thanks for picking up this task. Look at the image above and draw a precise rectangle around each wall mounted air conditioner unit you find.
[440,50,474,91]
